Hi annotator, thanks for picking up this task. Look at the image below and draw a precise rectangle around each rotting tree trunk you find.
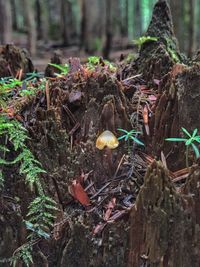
[149,60,200,170]
[0,45,34,77]
[0,62,132,266]
[121,0,182,83]
[129,161,200,267]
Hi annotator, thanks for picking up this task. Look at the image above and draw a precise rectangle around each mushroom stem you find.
[105,147,113,176]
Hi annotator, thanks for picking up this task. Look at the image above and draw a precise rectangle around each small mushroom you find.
[96,130,119,150]
[96,130,119,176]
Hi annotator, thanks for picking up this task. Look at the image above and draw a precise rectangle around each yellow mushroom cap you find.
[96,130,119,150]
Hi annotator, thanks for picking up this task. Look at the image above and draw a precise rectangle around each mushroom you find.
[96,130,119,175]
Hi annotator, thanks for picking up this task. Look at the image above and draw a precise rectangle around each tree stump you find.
[129,161,200,267]
[2,1,200,266]
[121,0,183,84]
[0,44,34,77]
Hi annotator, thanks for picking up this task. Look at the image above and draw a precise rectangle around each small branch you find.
[45,81,50,110]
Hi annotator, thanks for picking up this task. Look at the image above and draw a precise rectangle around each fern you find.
[26,195,57,240]
[13,148,46,191]
[0,117,45,191]
[0,116,58,266]
[7,119,29,150]
[11,243,33,267]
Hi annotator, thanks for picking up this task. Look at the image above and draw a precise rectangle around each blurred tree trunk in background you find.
[0,0,12,44]
[36,0,42,40]
[35,0,49,43]
[22,0,37,56]
[103,0,112,58]
[80,0,104,53]
[119,0,128,37]
[169,0,182,49]
[188,0,195,57]
[60,0,71,46]
[133,0,142,37]
[1,0,199,57]
[195,0,200,49]
[80,0,87,50]
[11,0,18,31]
[168,0,196,56]
[127,0,134,39]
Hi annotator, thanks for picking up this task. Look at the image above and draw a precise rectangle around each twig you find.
[18,69,23,81]
[112,154,125,179]
[45,81,50,110]
[69,122,80,136]
[90,182,111,200]
[122,74,142,82]
[62,104,77,124]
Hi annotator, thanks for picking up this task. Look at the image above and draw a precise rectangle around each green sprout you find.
[133,36,158,50]
[165,127,200,168]
[48,63,69,77]
[0,78,22,91]
[87,56,100,66]
[118,128,144,154]
[86,56,116,71]
[24,71,44,81]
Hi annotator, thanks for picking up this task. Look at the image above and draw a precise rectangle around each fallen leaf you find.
[148,95,157,101]
[68,180,90,206]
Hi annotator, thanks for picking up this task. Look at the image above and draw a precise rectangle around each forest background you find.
[0,0,198,66]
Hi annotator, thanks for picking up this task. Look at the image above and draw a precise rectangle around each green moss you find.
[134,36,158,49]
[165,37,180,63]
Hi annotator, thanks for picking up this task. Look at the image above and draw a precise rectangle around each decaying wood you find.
[121,0,183,83]
[2,1,200,266]
[129,161,200,267]
[0,44,34,77]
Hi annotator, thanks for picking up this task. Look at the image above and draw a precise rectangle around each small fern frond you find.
[11,243,33,267]
[26,195,57,239]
